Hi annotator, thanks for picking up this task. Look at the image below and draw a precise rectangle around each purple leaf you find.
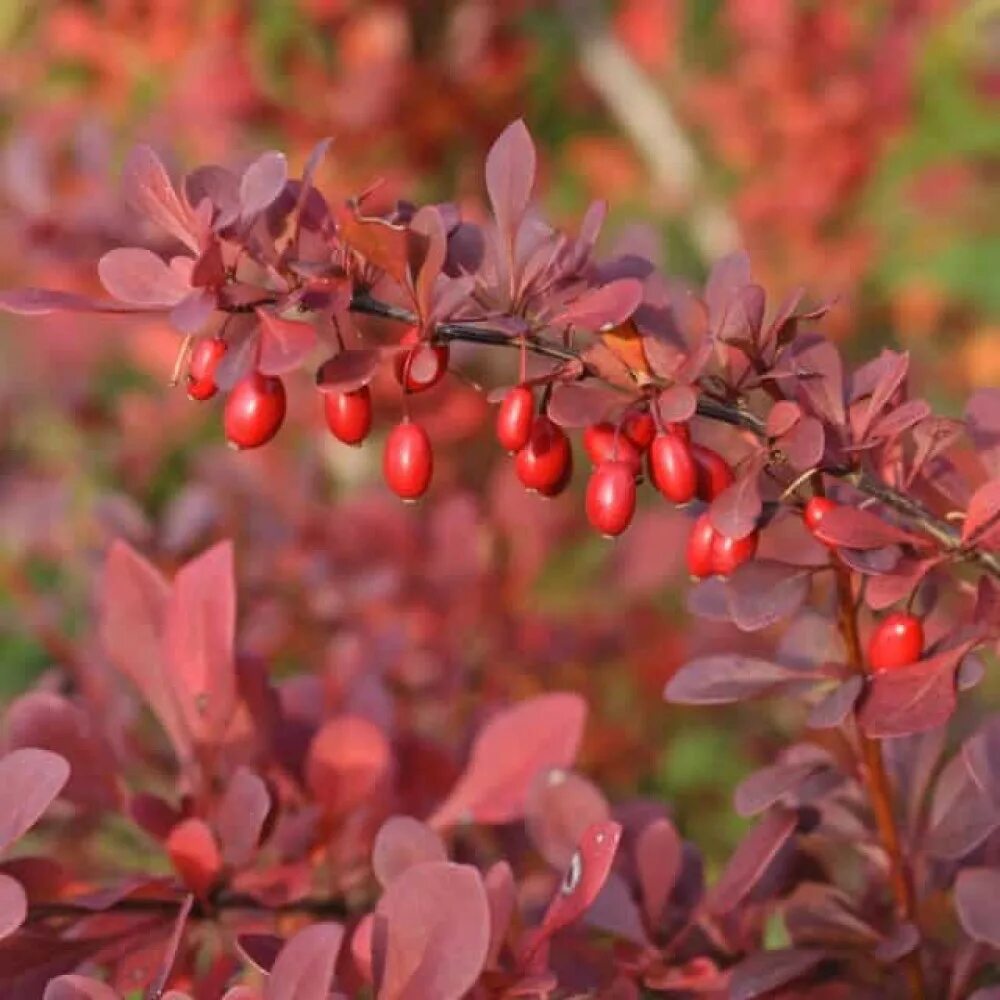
[0,287,149,315]
[717,284,765,343]
[864,558,938,611]
[485,119,536,246]
[265,922,344,1000]
[967,389,1000,477]
[766,400,801,438]
[215,768,271,868]
[709,467,763,541]
[724,561,812,632]
[729,948,825,1000]
[0,748,70,853]
[0,874,26,941]
[372,817,447,889]
[184,165,241,229]
[707,808,798,914]
[654,384,698,424]
[873,922,920,964]
[409,206,448,321]
[256,310,318,376]
[733,762,824,817]
[963,717,1000,809]
[782,417,825,471]
[705,251,751,332]
[376,862,490,1000]
[635,817,682,929]
[97,247,190,306]
[963,479,1000,547]
[665,655,818,705]
[241,152,288,220]
[810,505,925,551]
[122,144,200,253]
[926,755,1000,859]
[807,677,864,730]
[550,279,643,330]
[853,350,910,439]
[525,769,610,869]
[546,382,619,428]
[955,868,1000,947]
[169,289,215,334]
[315,349,381,394]
[790,338,845,427]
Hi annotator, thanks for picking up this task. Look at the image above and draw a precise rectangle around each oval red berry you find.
[649,433,697,504]
[586,461,637,537]
[323,386,373,445]
[223,372,286,449]
[868,612,924,673]
[383,421,433,501]
[496,385,534,453]
[516,415,573,496]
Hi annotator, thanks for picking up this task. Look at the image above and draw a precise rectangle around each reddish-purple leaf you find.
[717,284,765,343]
[782,417,825,471]
[525,769,610,869]
[790,339,845,427]
[98,247,190,307]
[255,310,318,376]
[707,808,798,914]
[854,350,909,439]
[240,151,288,220]
[864,558,939,611]
[265,923,344,1000]
[654,384,698,424]
[807,677,864,730]
[733,762,823,817]
[705,251,751,332]
[164,540,237,746]
[585,871,648,945]
[215,767,271,868]
[926,755,1000,859]
[409,206,448,321]
[305,716,391,819]
[550,279,643,331]
[709,467,763,541]
[872,922,920,964]
[546,382,619,428]
[315,349,381,394]
[963,717,1000,809]
[728,948,825,1000]
[811,505,925,551]
[635,817,682,929]
[485,119,536,247]
[0,287,149,315]
[122,144,200,253]
[336,210,409,285]
[664,656,817,706]
[0,874,26,941]
[372,817,447,889]
[185,165,241,229]
[859,640,977,738]
[766,400,801,438]
[238,933,283,972]
[43,976,121,1000]
[429,693,586,829]
[870,398,931,442]
[963,479,1000,547]
[170,288,215,334]
[376,861,490,1000]
[724,561,811,632]
[967,389,1000,477]
[955,868,1000,947]
[0,748,70,853]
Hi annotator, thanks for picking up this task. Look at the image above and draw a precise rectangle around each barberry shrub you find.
[0,119,998,999]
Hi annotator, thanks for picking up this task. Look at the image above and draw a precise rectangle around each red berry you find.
[586,461,637,537]
[224,372,286,449]
[648,432,697,504]
[516,415,572,496]
[323,386,372,445]
[383,420,433,501]
[186,338,227,401]
[393,327,449,392]
[686,512,717,579]
[803,496,837,541]
[496,385,534,453]
[583,422,641,474]
[868,612,924,673]
[690,444,734,501]
[711,527,759,577]
[622,411,656,451]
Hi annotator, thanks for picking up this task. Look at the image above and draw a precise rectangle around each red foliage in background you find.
[0,114,998,1000]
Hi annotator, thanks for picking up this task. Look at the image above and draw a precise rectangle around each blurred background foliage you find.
[0,0,996,869]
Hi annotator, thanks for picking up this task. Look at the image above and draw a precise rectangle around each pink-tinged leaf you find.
[0,874,26,941]
[376,861,490,1000]
[169,289,215,334]
[728,949,825,1000]
[525,769,610,869]
[854,350,910,439]
[872,922,920,964]
[655,384,698,424]
[123,144,200,253]
[485,120,536,246]
[807,677,864,730]
[724,561,811,632]
[185,165,241,230]
[429,693,586,829]
[864,558,939,611]
[963,479,1000,547]
[782,417,825,471]
[870,398,931,443]
[967,389,1000,477]
[164,540,237,746]
[336,209,409,285]
[166,818,221,898]
[372,817,447,889]
[265,923,344,1000]
[709,468,763,541]
[664,656,817,706]
[635,818,682,929]
[215,767,271,868]
[240,152,288,220]
[305,716,391,818]
[550,279,643,331]
[859,640,978,739]
[705,251,751,332]
[733,762,824,818]
[790,339,845,427]
[529,821,622,954]
[546,382,619,428]
[315,349,381,394]
[717,284,765,343]
[766,400,801,439]
[409,206,448,321]
[484,861,516,968]
[255,310,318,376]
[98,248,190,307]
[707,808,798,914]
[810,505,925,551]
[955,868,1000,947]
[3,692,120,811]
[0,287,150,315]
[0,748,70,853]
[43,975,121,1000]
